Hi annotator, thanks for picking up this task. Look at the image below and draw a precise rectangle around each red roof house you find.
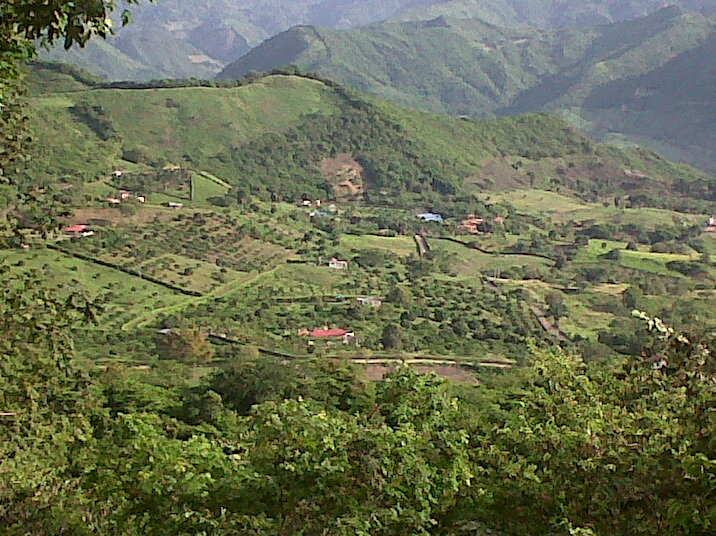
[457,215,486,234]
[64,224,94,237]
[306,328,348,338]
[298,327,356,344]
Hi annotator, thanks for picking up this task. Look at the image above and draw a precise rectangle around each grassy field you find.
[1,247,186,327]
[573,239,695,276]
[478,190,589,214]
[192,172,231,204]
[429,239,553,277]
[559,296,617,340]
[26,75,342,182]
[478,189,707,227]
[340,234,418,257]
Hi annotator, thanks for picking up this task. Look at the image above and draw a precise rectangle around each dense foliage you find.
[2,283,715,535]
[3,4,716,534]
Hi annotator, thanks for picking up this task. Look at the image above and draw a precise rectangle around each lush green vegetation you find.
[22,64,715,209]
[4,274,716,535]
[3,4,716,533]
[9,64,716,368]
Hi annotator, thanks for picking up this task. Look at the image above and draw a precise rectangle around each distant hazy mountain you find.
[40,0,419,80]
[41,0,714,80]
[219,7,716,174]
[393,0,716,28]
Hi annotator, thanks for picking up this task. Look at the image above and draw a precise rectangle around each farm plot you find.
[341,234,418,256]
[113,168,192,200]
[64,214,295,275]
[429,239,553,277]
[573,239,696,276]
[0,247,186,327]
[137,254,245,294]
[192,172,230,204]
[477,189,706,228]
[478,189,588,215]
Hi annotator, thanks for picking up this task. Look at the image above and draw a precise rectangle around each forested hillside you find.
[394,0,716,27]
[220,7,716,174]
[23,62,712,204]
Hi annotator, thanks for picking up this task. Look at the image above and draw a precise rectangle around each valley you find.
[7,64,716,382]
[3,2,716,533]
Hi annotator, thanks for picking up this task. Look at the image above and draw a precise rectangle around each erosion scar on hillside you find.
[320,153,366,199]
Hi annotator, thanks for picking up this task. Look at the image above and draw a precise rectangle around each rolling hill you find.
[23,62,713,209]
[218,7,716,174]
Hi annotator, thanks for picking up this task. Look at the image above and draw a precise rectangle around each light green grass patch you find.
[591,283,630,295]
[272,263,351,290]
[78,179,116,200]
[192,172,230,204]
[478,189,588,214]
[478,189,706,229]
[574,239,694,276]
[619,250,692,277]
[560,296,617,340]
[698,234,716,255]
[341,234,417,256]
[430,239,553,276]
[573,240,627,263]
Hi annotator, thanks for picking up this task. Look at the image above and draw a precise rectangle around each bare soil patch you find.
[320,153,365,199]
[364,364,479,384]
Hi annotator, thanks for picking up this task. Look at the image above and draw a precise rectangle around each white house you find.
[328,258,348,270]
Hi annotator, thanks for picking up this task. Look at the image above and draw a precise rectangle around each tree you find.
[387,285,412,307]
[155,328,214,364]
[210,354,300,415]
[0,275,99,532]
[242,368,471,536]
[621,285,643,310]
[381,323,403,351]
[458,314,716,536]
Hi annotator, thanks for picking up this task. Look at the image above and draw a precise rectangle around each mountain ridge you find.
[218,7,716,174]
[41,0,714,80]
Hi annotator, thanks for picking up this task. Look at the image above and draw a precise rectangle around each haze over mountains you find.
[43,0,714,80]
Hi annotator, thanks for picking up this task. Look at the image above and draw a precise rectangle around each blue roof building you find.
[417,212,444,223]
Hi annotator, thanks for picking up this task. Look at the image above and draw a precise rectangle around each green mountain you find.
[40,0,714,80]
[24,62,712,208]
[218,7,716,174]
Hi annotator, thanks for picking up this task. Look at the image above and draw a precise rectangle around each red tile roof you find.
[306,328,349,338]
[64,224,88,233]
